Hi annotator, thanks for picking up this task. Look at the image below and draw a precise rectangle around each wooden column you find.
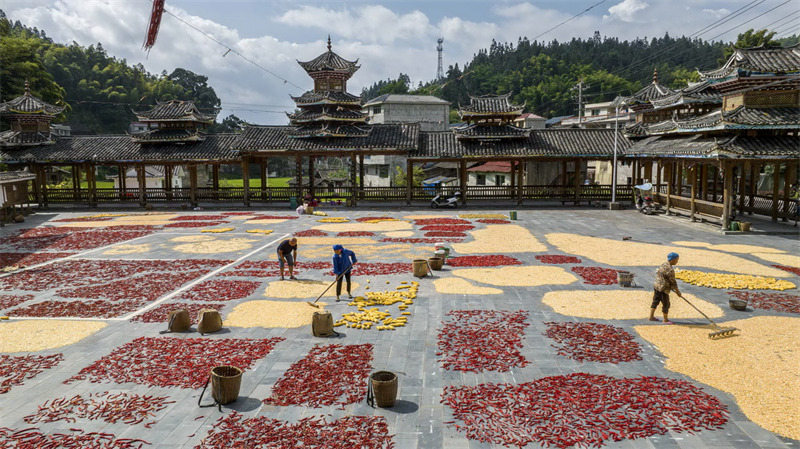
[242,157,250,207]
[655,160,662,193]
[771,162,781,221]
[405,159,413,205]
[560,160,568,187]
[118,165,126,200]
[712,165,719,202]
[164,165,173,201]
[738,162,747,215]
[189,165,198,207]
[782,162,795,221]
[748,163,757,214]
[722,161,733,230]
[88,163,97,207]
[358,154,365,200]
[460,159,468,205]
[573,159,581,204]
[349,153,357,207]
[308,156,315,197]
[517,159,524,205]
[699,163,707,201]
[631,159,638,185]
[689,165,697,221]
[136,164,146,206]
[294,155,303,201]
[212,164,219,189]
[39,165,48,207]
[644,160,653,184]
[665,162,672,213]
[260,160,267,201]
[30,164,41,205]
[72,165,80,201]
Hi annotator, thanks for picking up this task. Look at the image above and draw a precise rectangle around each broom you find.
[307,262,355,309]
[677,294,738,339]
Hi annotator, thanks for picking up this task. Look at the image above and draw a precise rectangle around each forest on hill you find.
[363,30,799,119]
[0,10,244,135]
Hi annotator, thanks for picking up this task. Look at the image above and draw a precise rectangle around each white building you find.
[560,101,631,129]
[361,94,451,187]
[467,161,512,186]
[113,166,210,189]
[513,113,546,129]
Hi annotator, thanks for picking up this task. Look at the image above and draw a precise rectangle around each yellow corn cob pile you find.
[458,213,507,219]
[333,281,418,330]
[318,217,348,222]
[201,227,235,233]
[246,229,273,235]
[675,269,796,290]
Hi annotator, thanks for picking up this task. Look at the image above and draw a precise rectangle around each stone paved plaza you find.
[0,208,797,449]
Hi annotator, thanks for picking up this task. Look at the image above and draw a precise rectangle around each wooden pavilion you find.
[622,45,800,229]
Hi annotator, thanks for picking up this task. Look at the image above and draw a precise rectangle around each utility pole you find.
[572,79,588,126]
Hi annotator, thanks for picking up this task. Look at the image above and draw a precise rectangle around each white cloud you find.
[606,0,650,22]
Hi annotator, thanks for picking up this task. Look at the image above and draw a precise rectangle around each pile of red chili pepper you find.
[221,261,330,277]
[0,428,150,448]
[476,219,510,224]
[446,255,522,267]
[294,229,328,237]
[414,218,470,225]
[571,266,619,285]
[66,337,284,389]
[0,226,156,252]
[727,291,800,314]
[57,271,213,303]
[195,412,393,449]
[380,237,463,243]
[178,279,260,302]
[0,354,63,394]
[441,373,729,449]
[437,310,529,372]
[23,392,175,425]
[419,224,475,232]
[544,322,642,363]
[337,231,375,236]
[536,254,582,264]
[221,212,254,216]
[424,231,467,237]
[0,294,32,310]
[170,215,228,221]
[772,265,800,276]
[264,344,372,408]
[131,302,222,323]
[0,252,74,269]
[249,215,298,220]
[327,263,409,276]
[11,300,144,319]
[164,221,227,228]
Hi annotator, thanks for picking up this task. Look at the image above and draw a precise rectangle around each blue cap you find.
[333,244,344,251]
[667,252,679,261]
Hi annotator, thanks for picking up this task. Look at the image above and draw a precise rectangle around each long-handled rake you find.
[307,263,355,309]
[677,294,738,339]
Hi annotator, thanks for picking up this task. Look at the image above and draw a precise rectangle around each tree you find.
[167,68,220,110]
[209,114,247,133]
[392,165,425,187]
[723,29,780,60]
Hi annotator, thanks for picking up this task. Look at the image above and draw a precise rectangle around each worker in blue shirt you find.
[332,244,357,302]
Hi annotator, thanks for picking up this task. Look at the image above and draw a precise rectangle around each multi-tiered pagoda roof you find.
[287,37,368,138]
[132,100,217,143]
[0,82,64,147]
[454,94,529,141]
[698,44,800,80]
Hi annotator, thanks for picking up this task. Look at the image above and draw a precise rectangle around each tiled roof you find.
[0,170,36,183]
[288,109,367,123]
[0,85,64,116]
[626,135,799,158]
[291,91,361,105]
[650,81,723,108]
[233,124,418,152]
[135,100,216,122]
[453,124,530,140]
[629,106,799,136]
[724,106,800,126]
[630,81,676,103]
[467,161,513,173]
[0,134,239,163]
[414,128,631,158]
[287,124,371,139]
[130,129,206,143]
[459,94,525,115]
[297,39,360,75]
[0,130,55,147]
[699,44,800,79]
[362,94,450,106]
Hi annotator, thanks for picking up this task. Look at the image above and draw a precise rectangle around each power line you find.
[529,0,608,42]
[760,9,800,30]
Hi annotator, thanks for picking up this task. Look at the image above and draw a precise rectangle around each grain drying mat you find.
[541,290,723,320]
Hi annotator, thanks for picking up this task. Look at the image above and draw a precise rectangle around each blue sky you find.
[5,0,798,124]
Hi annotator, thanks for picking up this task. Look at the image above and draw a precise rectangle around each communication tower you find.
[436,37,444,80]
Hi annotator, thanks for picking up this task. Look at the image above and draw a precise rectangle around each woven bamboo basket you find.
[428,257,444,271]
[211,365,242,405]
[167,309,191,332]
[369,371,398,408]
[617,271,634,287]
[312,311,334,337]
[197,309,223,334]
[412,259,428,278]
